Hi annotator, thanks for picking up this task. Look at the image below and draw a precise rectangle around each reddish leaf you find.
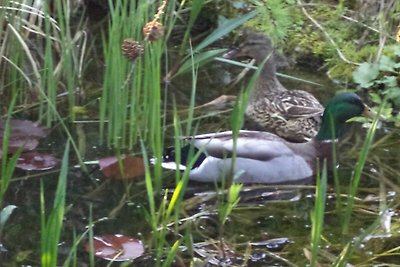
[99,155,145,180]
[85,234,144,261]
[16,152,59,171]
[6,137,40,153]
[0,119,48,157]
[0,119,48,139]
[1,137,40,160]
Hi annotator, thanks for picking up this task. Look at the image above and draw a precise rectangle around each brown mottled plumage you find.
[223,30,324,142]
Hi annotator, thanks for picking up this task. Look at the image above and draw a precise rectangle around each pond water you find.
[2,52,400,267]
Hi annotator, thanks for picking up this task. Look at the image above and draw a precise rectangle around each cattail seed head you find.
[121,38,144,61]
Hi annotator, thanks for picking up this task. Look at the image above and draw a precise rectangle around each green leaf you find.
[392,45,400,57]
[385,87,400,106]
[380,76,397,87]
[352,62,379,87]
[369,92,382,104]
[378,55,395,72]
[193,10,258,53]
[174,49,226,78]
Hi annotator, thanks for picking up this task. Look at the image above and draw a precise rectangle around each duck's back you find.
[246,88,324,142]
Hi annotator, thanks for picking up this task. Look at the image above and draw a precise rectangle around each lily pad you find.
[5,137,40,153]
[86,234,144,261]
[16,152,59,171]
[0,119,48,157]
[0,119,48,139]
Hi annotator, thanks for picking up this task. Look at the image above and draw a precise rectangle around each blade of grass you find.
[178,0,206,56]
[41,141,70,267]
[172,49,226,78]
[193,10,258,53]
[342,99,385,235]
[310,159,328,267]
[0,93,20,205]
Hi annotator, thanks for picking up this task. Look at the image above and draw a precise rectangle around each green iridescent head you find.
[316,92,370,141]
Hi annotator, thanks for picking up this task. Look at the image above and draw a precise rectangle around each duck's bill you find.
[362,105,377,119]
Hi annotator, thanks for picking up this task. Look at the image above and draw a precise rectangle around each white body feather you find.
[188,155,312,183]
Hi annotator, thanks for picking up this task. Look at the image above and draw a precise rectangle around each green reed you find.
[40,142,69,267]
[99,0,139,148]
[52,0,85,121]
[341,101,384,235]
[0,2,35,105]
[0,94,19,206]
[140,53,201,266]
[99,0,159,149]
[0,1,88,184]
[0,1,86,125]
[310,160,328,267]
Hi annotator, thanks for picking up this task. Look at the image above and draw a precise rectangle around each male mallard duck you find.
[159,93,372,184]
[223,30,324,142]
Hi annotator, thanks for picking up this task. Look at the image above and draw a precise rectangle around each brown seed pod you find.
[121,38,144,61]
[143,21,165,41]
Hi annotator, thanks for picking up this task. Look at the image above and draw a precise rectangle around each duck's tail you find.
[150,145,207,171]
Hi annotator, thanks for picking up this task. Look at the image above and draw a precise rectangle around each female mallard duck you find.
[159,93,372,184]
[223,30,324,142]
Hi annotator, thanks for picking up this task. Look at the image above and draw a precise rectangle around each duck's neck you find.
[251,52,286,97]
[254,51,277,80]
[251,77,285,100]
[315,111,345,141]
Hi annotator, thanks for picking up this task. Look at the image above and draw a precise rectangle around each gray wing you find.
[189,131,295,161]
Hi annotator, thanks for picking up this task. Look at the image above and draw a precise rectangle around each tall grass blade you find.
[228,54,268,183]
[41,141,70,267]
[0,94,20,205]
[140,140,156,232]
[342,101,384,235]
[162,240,181,267]
[173,49,226,78]
[310,159,328,267]
[178,0,206,55]
[193,10,258,53]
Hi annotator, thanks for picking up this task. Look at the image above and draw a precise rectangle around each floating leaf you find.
[16,152,59,171]
[0,119,48,157]
[0,119,48,139]
[5,137,39,153]
[99,155,145,180]
[86,234,144,261]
